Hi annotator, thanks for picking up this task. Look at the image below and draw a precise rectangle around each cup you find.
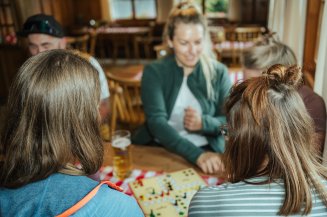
[111,130,132,180]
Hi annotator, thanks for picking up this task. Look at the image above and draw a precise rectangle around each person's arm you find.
[141,64,204,164]
[201,64,232,135]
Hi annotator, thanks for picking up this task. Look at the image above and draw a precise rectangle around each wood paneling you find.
[14,0,75,29]
[240,0,269,26]
[0,44,28,99]
[303,0,322,78]
[71,0,101,26]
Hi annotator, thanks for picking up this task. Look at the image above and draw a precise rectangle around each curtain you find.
[268,0,307,66]
[315,1,327,165]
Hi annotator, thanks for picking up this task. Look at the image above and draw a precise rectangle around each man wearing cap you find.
[18,14,110,131]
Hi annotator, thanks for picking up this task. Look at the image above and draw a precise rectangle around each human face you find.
[27,33,66,56]
[243,68,262,80]
[168,23,204,72]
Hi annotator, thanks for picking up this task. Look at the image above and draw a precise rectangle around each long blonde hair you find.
[0,49,103,188]
[163,0,216,99]
[224,64,327,215]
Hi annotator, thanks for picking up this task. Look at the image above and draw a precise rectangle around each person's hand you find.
[196,152,224,174]
[184,106,202,131]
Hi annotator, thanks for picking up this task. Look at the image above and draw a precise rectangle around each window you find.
[175,0,229,18]
[110,0,157,21]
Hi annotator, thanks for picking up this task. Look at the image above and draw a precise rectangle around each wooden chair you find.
[217,26,265,66]
[66,34,90,54]
[69,27,98,56]
[234,27,265,42]
[87,31,97,56]
[134,22,162,60]
[154,44,172,59]
[107,72,144,133]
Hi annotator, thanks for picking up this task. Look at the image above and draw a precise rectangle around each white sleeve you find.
[89,57,110,100]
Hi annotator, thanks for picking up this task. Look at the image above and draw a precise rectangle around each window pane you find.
[135,0,156,19]
[110,0,133,20]
[205,0,229,18]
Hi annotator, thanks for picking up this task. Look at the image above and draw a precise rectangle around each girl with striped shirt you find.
[189,64,327,216]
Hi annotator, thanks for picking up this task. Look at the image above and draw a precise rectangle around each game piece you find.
[150,209,155,217]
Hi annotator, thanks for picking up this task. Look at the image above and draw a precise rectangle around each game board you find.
[129,168,207,217]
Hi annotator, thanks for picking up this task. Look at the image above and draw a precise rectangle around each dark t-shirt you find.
[298,85,326,155]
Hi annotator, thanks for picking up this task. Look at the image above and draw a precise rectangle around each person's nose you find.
[188,44,196,55]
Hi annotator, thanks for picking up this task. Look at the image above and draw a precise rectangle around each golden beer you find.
[112,131,132,180]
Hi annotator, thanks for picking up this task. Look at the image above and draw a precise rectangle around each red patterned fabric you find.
[98,166,223,195]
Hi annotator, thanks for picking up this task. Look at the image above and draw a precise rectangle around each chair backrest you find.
[154,44,172,59]
[209,26,225,45]
[88,31,97,56]
[107,72,144,133]
[234,27,265,42]
[66,34,90,54]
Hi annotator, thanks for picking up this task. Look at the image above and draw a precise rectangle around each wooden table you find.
[106,64,143,82]
[106,64,242,84]
[103,144,216,177]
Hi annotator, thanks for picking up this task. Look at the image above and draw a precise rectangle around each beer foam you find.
[112,137,131,149]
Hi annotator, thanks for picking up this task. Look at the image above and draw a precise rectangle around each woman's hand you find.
[184,106,202,131]
[196,152,224,174]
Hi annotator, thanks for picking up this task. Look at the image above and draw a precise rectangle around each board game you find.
[129,168,207,217]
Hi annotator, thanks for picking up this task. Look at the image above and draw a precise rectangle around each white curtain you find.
[268,0,307,66]
[315,1,327,165]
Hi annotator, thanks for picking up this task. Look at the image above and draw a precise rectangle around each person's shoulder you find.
[143,55,176,82]
[89,185,144,216]
[48,173,99,194]
[193,183,231,199]
[144,55,175,72]
[298,85,325,103]
[211,59,228,73]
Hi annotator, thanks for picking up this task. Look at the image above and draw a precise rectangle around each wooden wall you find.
[240,0,269,26]
[0,45,28,100]
[303,0,322,80]
[13,0,101,29]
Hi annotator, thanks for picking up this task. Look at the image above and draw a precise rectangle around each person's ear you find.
[59,37,67,49]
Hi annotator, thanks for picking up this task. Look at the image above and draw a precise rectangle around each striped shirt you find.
[188,176,327,217]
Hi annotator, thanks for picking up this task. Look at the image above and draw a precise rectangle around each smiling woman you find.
[132,0,232,175]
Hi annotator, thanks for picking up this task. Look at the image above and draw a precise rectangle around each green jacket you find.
[132,55,232,163]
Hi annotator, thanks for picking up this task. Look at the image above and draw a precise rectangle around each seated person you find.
[241,36,326,156]
[0,50,143,217]
[17,13,110,131]
[189,64,327,216]
[133,1,232,174]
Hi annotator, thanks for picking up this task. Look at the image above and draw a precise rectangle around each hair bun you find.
[263,64,302,88]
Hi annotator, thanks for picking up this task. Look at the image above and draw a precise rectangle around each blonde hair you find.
[163,0,216,99]
[241,36,297,70]
[224,64,327,215]
[0,49,103,188]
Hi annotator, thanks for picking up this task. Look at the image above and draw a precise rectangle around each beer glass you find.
[111,130,132,180]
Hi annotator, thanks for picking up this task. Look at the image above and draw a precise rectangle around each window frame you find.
[110,0,158,22]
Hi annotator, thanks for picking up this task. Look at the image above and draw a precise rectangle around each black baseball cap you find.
[17,14,64,38]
